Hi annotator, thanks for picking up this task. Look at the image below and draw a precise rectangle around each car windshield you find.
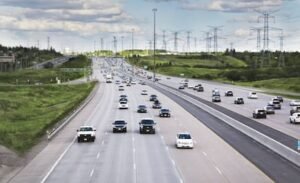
[258,110,265,113]
[141,119,154,124]
[80,127,93,131]
[120,102,127,104]
[114,121,125,124]
[161,109,169,112]
[178,134,191,139]
[252,93,257,95]
[266,106,273,110]
[139,105,146,108]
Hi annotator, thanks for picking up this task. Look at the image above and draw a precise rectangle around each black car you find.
[225,91,233,96]
[139,118,156,134]
[253,109,267,119]
[159,109,171,117]
[137,105,147,113]
[112,120,127,133]
[234,97,244,104]
[149,94,157,101]
[275,96,284,103]
[152,100,162,109]
[290,106,300,115]
[178,86,185,90]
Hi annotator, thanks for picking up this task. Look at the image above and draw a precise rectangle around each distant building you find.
[0,55,15,72]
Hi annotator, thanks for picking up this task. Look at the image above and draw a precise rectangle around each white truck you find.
[106,74,112,83]
[77,126,96,142]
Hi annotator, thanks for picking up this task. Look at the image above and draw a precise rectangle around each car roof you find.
[141,118,153,120]
[79,126,94,128]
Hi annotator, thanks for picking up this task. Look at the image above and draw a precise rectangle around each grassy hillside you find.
[0,82,96,153]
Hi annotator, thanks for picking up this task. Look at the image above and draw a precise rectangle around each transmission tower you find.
[209,26,223,53]
[250,28,262,52]
[174,32,179,53]
[205,32,212,53]
[278,29,285,67]
[186,31,191,53]
[194,37,197,52]
[162,30,167,51]
[258,12,275,51]
[47,36,50,50]
[100,38,104,50]
[113,36,117,53]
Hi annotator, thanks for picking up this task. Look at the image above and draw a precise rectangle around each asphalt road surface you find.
[8,57,276,183]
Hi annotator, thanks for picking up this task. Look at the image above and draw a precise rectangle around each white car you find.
[141,90,148,95]
[289,113,300,124]
[118,85,124,91]
[290,100,300,106]
[187,85,194,89]
[119,101,128,109]
[77,126,96,142]
[176,132,194,149]
[248,92,258,99]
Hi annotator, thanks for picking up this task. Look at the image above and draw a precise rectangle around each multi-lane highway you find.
[8,57,299,183]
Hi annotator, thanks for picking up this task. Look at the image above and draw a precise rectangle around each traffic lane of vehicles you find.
[158,77,300,139]
[133,82,272,183]
[8,61,108,183]
[44,79,118,183]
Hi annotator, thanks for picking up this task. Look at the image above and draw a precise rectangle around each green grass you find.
[134,54,247,68]
[237,77,300,94]
[0,55,91,85]
[0,82,96,154]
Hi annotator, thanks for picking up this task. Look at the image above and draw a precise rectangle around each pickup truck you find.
[112,120,127,133]
[139,118,156,134]
[77,126,96,142]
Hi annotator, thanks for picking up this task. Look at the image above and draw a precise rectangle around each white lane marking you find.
[171,159,176,166]
[202,151,207,156]
[90,169,94,177]
[133,148,136,153]
[96,152,100,159]
[133,163,136,170]
[215,167,222,175]
[41,137,76,183]
[132,136,135,142]
[101,140,105,145]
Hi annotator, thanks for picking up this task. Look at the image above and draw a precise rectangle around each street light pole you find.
[131,29,134,77]
[153,8,157,82]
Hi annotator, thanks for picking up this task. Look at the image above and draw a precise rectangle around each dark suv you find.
[139,118,156,134]
[152,100,162,109]
[149,94,157,101]
[112,120,127,133]
[253,109,267,119]
[137,105,147,113]
[159,109,171,117]
[290,106,300,115]
[225,91,233,96]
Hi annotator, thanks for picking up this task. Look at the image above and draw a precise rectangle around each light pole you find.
[131,28,134,77]
[153,8,157,82]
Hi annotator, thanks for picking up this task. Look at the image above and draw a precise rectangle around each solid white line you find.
[215,167,222,175]
[132,136,135,142]
[133,163,136,170]
[101,140,105,145]
[133,148,136,153]
[202,151,207,156]
[171,159,176,166]
[40,137,76,183]
[90,169,94,177]
[96,152,100,159]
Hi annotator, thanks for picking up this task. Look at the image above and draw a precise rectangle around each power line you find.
[209,26,223,53]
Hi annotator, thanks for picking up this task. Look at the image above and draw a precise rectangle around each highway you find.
[8,57,278,183]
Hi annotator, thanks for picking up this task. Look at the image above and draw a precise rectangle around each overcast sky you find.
[0,0,299,52]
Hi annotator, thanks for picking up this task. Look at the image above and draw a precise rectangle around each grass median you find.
[0,82,96,154]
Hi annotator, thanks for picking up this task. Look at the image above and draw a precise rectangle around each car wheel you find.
[77,138,81,143]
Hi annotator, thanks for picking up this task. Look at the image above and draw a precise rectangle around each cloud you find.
[234,28,250,37]
[182,0,283,13]
[0,0,140,36]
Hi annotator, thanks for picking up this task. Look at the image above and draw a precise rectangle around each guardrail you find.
[46,82,99,140]
[147,81,300,167]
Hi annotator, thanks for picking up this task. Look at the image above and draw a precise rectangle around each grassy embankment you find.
[0,55,96,154]
[0,55,91,85]
[129,54,300,95]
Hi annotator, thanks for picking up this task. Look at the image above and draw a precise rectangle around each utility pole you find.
[121,36,124,52]
[250,28,262,52]
[131,28,134,76]
[194,37,197,52]
[113,36,117,53]
[153,8,157,82]
[278,29,285,67]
